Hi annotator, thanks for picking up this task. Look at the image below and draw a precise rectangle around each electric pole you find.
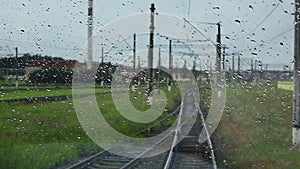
[158,48,161,69]
[293,0,300,145]
[133,33,136,71]
[138,56,141,70]
[237,54,241,78]
[232,54,235,80]
[259,61,263,79]
[199,58,202,72]
[251,59,254,80]
[101,47,104,65]
[193,59,196,71]
[216,22,221,74]
[87,0,93,69]
[100,46,104,87]
[158,48,161,94]
[148,3,155,96]
[15,47,18,88]
[168,39,173,91]
[222,45,228,70]
[255,60,257,71]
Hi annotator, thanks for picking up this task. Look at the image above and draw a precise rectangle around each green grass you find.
[0,100,101,169]
[0,88,109,100]
[206,81,300,169]
[0,85,69,91]
[96,86,181,136]
[198,80,212,111]
[0,85,181,169]
[164,116,176,127]
[0,81,27,86]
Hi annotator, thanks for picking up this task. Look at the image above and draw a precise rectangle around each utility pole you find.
[259,61,263,79]
[199,58,202,72]
[87,0,93,69]
[293,0,300,145]
[15,47,18,88]
[237,54,241,77]
[101,47,104,65]
[133,33,136,70]
[158,48,161,94]
[158,48,161,69]
[254,60,258,81]
[99,47,104,87]
[222,45,228,70]
[251,59,254,80]
[192,59,197,80]
[193,59,196,71]
[138,56,141,70]
[193,59,196,79]
[216,22,221,74]
[254,60,257,72]
[168,39,173,91]
[148,3,155,96]
[232,54,235,80]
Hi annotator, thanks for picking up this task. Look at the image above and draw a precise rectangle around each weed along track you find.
[62,90,217,169]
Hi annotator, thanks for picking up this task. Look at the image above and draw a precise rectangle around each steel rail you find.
[65,151,107,169]
[66,102,182,169]
[163,91,187,169]
[193,93,217,169]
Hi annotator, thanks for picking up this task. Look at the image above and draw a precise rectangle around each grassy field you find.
[209,81,300,169]
[0,85,180,169]
[277,81,293,91]
[0,100,101,169]
[0,87,110,100]
[3,79,297,168]
[94,86,181,136]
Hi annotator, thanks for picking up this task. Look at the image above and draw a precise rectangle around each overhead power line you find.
[231,27,293,55]
[236,3,280,40]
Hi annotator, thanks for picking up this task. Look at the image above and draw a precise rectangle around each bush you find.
[95,63,116,85]
[28,67,73,84]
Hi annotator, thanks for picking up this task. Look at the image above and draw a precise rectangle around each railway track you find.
[59,90,217,169]
[163,92,217,169]
[63,151,133,169]
[60,101,182,169]
[130,91,217,169]
[168,152,212,169]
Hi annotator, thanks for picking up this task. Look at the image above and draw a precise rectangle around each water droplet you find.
[234,19,241,23]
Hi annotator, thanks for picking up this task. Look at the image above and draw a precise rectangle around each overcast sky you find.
[0,0,295,70]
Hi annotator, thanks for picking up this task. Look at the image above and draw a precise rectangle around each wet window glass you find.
[0,0,297,168]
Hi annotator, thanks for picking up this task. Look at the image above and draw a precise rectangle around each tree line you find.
[0,54,116,85]
[0,53,73,69]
